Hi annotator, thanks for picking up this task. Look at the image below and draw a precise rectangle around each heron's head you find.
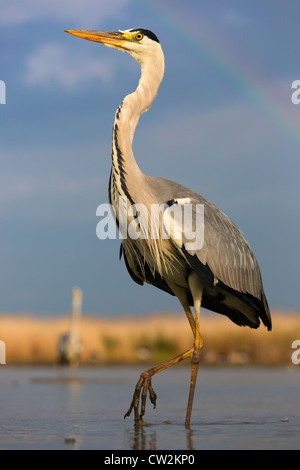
[65,28,163,66]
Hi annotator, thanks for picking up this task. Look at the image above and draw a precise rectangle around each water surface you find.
[0,365,299,450]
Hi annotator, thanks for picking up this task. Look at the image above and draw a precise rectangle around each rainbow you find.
[139,0,300,153]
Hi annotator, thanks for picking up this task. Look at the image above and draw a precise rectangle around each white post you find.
[0,340,6,364]
[71,287,83,336]
[0,80,6,105]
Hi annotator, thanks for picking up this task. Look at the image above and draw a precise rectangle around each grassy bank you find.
[0,310,299,366]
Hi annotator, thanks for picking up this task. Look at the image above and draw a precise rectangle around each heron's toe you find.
[124,370,157,422]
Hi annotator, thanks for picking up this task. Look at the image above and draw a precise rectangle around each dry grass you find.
[0,310,299,366]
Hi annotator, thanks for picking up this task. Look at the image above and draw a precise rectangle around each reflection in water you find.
[186,428,194,450]
[127,424,157,450]
[126,423,196,450]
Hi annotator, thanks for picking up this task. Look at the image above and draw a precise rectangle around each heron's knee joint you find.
[191,347,201,365]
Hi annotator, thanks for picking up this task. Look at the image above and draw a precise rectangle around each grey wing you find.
[163,197,271,330]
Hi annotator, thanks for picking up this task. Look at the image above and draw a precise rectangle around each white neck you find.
[110,47,165,204]
[124,49,165,141]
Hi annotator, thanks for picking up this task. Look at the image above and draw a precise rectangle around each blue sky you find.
[0,0,299,316]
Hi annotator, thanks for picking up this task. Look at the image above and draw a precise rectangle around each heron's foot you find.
[124,370,157,423]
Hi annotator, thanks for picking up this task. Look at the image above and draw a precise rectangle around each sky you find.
[0,0,299,317]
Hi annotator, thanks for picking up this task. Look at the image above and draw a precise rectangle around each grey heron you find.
[66,28,271,427]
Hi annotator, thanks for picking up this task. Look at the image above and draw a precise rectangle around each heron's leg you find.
[124,283,200,424]
[167,282,196,336]
[185,272,204,427]
[124,347,194,423]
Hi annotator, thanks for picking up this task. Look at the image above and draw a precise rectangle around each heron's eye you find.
[135,32,144,41]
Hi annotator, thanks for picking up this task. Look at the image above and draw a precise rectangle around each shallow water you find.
[0,365,299,450]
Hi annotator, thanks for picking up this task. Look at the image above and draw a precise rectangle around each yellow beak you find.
[65,30,130,47]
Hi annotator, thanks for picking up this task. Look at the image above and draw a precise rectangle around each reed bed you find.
[0,310,299,366]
